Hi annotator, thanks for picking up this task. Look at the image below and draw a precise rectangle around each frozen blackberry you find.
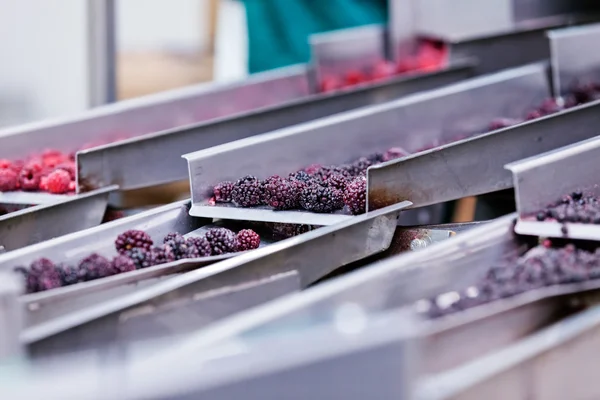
[323,173,348,191]
[205,227,238,255]
[264,177,300,210]
[111,255,136,274]
[303,164,322,175]
[231,175,264,207]
[26,258,63,293]
[58,263,80,286]
[213,181,234,203]
[115,229,154,254]
[366,152,385,164]
[149,246,176,265]
[289,171,314,184]
[299,184,344,213]
[237,229,261,251]
[351,157,373,175]
[163,232,193,260]
[344,176,367,215]
[78,253,114,281]
[187,236,212,257]
[126,248,154,269]
[268,223,316,239]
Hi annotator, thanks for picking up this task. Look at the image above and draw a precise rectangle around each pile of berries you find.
[212,147,408,216]
[15,227,261,294]
[0,150,76,194]
[420,240,600,318]
[532,191,600,224]
[319,40,448,93]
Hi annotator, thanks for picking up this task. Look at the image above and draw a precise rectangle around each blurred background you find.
[0,0,248,128]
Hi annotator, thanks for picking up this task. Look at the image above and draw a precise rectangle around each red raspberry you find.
[344,69,368,86]
[42,150,68,168]
[0,169,18,192]
[56,162,76,179]
[319,76,341,93]
[0,159,12,169]
[19,162,44,191]
[371,61,396,81]
[43,169,72,194]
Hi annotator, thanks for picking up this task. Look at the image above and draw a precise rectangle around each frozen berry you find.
[383,147,408,161]
[371,61,396,81]
[149,246,176,265]
[186,236,212,257]
[299,184,344,213]
[127,248,154,269]
[231,175,264,207]
[163,232,192,260]
[0,168,18,192]
[269,223,315,239]
[56,162,77,179]
[115,230,153,254]
[0,159,12,169]
[205,227,238,255]
[344,69,367,86]
[237,229,261,251]
[26,258,63,293]
[19,162,43,191]
[59,264,81,286]
[43,169,72,194]
[111,255,136,274]
[344,176,367,215]
[323,174,348,191]
[213,181,234,203]
[78,253,113,281]
[264,177,300,210]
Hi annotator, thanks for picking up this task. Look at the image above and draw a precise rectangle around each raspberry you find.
[78,253,114,281]
[186,236,212,257]
[319,76,341,93]
[231,176,264,207]
[344,176,367,215]
[237,229,261,251]
[56,162,77,179]
[19,162,44,191]
[344,69,367,86]
[213,181,234,203]
[42,169,72,194]
[205,228,238,255]
[0,159,13,169]
[371,61,396,81]
[111,255,136,274]
[0,168,18,192]
[299,184,344,213]
[41,149,68,168]
[115,229,153,254]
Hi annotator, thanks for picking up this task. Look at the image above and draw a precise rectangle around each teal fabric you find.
[241,0,388,73]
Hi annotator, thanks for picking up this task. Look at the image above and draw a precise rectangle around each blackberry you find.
[351,157,373,175]
[127,248,154,269]
[303,164,322,175]
[213,181,234,203]
[186,236,212,257]
[26,258,63,293]
[58,263,80,286]
[115,229,153,254]
[237,229,261,251]
[299,184,344,213]
[343,176,367,215]
[268,223,315,239]
[205,227,238,255]
[231,175,264,207]
[148,246,176,265]
[323,173,348,191]
[111,255,136,274]
[264,177,300,210]
[289,170,313,184]
[366,152,385,164]
[163,232,192,260]
[78,253,114,281]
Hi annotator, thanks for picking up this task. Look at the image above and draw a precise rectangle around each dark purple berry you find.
[205,227,238,255]
[149,246,176,265]
[111,255,136,274]
[323,173,348,191]
[344,176,367,215]
[186,236,212,257]
[59,264,80,286]
[264,177,300,210]
[237,229,261,251]
[163,232,192,260]
[126,248,154,269]
[115,229,153,255]
[299,184,344,213]
[231,175,265,207]
[78,253,114,281]
[268,223,316,239]
[213,181,234,203]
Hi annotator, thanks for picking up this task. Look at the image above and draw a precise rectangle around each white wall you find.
[0,1,90,127]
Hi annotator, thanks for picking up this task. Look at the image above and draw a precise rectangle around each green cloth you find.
[242,0,388,73]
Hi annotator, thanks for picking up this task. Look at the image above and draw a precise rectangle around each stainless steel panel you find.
[0,186,116,251]
[367,100,600,211]
[76,63,474,193]
[388,0,418,62]
[185,63,546,224]
[549,23,600,96]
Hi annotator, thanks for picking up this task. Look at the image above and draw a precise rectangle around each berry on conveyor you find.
[111,255,136,274]
[264,177,300,210]
[323,173,348,191]
[149,246,176,265]
[237,229,261,251]
[41,169,72,194]
[383,147,408,162]
[268,223,316,239]
[163,232,192,260]
[344,176,367,215]
[288,170,315,186]
[25,258,63,293]
[299,184,344,213]
[115,229,153,254]
[18,162,44,191]
[205,227,238,255]
[59,264,81,286]
[186,236,212,257]
[213,181,234,203]
[56,162,77,179]
[126,248,154,269]
[351,157,374,175]
[531,191,600,225]
[78,253,114,281]
[0,168,18,192]
[231,175,264,207]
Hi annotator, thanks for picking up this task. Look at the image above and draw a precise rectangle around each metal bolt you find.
[410,238,430,251]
